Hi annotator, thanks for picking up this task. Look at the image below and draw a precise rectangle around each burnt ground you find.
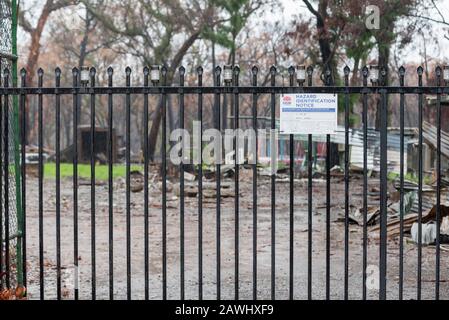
[23,169,449,300]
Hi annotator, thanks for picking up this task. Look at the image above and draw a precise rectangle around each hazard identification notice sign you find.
[280,93,338,135]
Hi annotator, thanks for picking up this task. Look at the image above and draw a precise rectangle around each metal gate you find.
[1,63,448,300]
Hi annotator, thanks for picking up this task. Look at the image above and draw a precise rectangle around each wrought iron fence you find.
[1,63,448,300]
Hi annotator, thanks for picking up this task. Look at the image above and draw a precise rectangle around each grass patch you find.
[44,163,144,180]
[387,171,433,185]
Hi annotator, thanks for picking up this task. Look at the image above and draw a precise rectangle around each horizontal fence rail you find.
[1,87,449,95]
[1,64,448,300]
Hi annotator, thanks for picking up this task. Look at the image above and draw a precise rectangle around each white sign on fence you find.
[280,93,338,135]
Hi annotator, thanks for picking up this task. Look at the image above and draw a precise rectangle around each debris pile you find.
[363,176,449,246]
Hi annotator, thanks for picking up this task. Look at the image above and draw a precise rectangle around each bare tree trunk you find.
[19,0,75,144]
[303,0,339,166]
[76,8,95,129]
[375,42,390,130]
[22,4,52,144]
[167,94,175,132]
[148,97,163,161]
[351,57,360,87]
[62,99,72,148]
[303,0,337,76]
[147,31,201,160]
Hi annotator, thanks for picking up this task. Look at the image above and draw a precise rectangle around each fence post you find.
[379,67,388,300]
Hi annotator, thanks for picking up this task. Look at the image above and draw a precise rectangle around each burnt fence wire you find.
[1,64,448,300]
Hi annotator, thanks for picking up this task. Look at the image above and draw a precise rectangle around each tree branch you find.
[302,0,323,24]
[17,7,34,33]
[407,13,449,26]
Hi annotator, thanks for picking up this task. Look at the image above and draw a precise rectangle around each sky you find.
[17,0,449,66]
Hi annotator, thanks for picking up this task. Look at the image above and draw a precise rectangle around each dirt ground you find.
[23,168,449,300]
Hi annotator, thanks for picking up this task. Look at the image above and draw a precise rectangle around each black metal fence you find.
[1,64,448,300]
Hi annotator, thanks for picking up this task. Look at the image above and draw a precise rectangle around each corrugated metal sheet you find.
[422,121,449,158]
[278,127,412,173]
